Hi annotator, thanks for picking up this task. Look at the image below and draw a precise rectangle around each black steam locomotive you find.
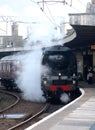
[41,45,81,103]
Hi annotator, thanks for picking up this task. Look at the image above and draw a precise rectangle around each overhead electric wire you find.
[69,5,82,13]
[78,0,87,7]
[38,2,58,26]
[30,0,61,26]
[0,28,6,32]
[70,0,88,13]
[30,0,88,13]
[37,0,65,4]
[30,0,56,24]
[44,3,59,26]
[65,0,82,13]
[30,0,37,4]
[30,0,87,26]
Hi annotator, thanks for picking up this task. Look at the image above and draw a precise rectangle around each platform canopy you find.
[64,25,95,49]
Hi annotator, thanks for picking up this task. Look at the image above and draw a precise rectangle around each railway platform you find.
[26,81,95,130]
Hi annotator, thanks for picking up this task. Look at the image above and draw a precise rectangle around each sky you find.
[0,0,91,38]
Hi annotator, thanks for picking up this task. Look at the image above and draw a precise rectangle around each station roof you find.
[64,25,95,49]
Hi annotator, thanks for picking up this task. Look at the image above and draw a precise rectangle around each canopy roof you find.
[64,25,95,48]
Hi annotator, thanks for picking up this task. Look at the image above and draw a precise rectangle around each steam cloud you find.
[15,19,64,102]
[16,50,46,102]
[25,19,64,48]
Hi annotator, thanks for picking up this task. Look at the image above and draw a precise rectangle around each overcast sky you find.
[0,0,91,16]
[0,0,91,37]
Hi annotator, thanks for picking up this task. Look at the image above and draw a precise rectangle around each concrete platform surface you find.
[26,82,95,130]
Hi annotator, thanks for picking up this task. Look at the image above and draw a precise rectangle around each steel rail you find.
[8,103,50,130]
[0,90,20,113]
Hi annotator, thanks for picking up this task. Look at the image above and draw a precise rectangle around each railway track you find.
[8,103,50,130]
[8,103,65,130]
[0,89,20,113]
[0,89,49,130]
[0,88,82,130]
[0,90,65,130]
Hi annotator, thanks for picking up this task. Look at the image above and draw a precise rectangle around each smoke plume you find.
[16,50,46,102]
[15,19,64,102]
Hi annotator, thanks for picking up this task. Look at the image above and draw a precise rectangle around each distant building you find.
[0,22,23,49]
[0,35,23,48]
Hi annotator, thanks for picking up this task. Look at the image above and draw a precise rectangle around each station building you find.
[0,22,26,58]
[64,0,95,79]
[0,22,23,49]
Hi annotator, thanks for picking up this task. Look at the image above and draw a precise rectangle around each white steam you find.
[25,19,64,48]
[15,19,65,102]
[16,50,46,102]
[60,93,70,104]
[41,65,51,76]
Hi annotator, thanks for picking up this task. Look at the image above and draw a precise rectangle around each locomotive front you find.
[41,45,80,103]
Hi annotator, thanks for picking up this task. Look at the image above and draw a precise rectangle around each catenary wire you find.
[30,0,88,25]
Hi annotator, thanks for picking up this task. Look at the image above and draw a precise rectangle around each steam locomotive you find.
[0,45,81,103]
[41,45,81,103]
